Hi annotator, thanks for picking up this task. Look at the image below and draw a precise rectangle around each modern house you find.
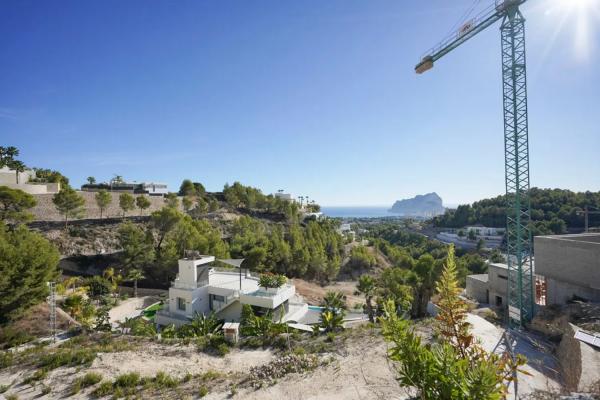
[437,225,504,249]
[274,191,294,202]
[81,180,168,196]
[155,254,308,327]
[0,166,60,194]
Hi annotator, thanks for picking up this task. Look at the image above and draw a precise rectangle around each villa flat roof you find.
[209,270,259,293]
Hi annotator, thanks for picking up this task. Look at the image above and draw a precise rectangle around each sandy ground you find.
[293,279,363,308]
[88,344,274,380]
[208,331,409,400]
[0,343,275,400]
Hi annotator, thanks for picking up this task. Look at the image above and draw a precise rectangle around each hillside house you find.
[155,254,309,327]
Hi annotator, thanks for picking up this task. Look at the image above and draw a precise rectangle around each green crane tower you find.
[415,0,533,327]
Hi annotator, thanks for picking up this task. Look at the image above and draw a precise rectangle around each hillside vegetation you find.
[432,188,600,234]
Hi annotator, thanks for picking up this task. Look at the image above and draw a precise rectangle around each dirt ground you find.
[1,316,565,400]
[292,279,363,308]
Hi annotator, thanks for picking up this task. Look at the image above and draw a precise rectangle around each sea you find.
[321,206,398,219]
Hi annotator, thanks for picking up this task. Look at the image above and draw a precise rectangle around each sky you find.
[1,0,599,206]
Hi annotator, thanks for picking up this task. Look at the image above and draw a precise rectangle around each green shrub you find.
[114,372,140,388]
[81,372,103,386]
[182,372,192,383]
[153,371,178,388]
[199,370,221,381]
[0,351,14,369]
[0,328,35,350]
[198,385,209,397]
[91,381,113,397]
[6,394,19,400]
[38,348,96,370]
[0,384,9,393]
[22,368,47,385]
[71,371,103,394]
[216,343,230,356]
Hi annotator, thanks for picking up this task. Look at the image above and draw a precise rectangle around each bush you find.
[249,354,320,387]
[258,273,287,289]
[198,385,209,397]
[71,371,103,394]
[22,368,47,385]
[5,394,19,400]
[0,328,35,350]
[0,384,9,393]
[153,371,178,388]
[0,351,14,368]
[216,343,230,357]
[38,348,96,370]
[92,381,113,397]
[114,372,140,388]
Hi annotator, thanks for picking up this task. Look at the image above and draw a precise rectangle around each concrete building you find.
[81,181,168,196]
[0,166,60,194]
[535,234,600,305]
[437,225,504,250]
[155,255,308,327]
[274,191,293,201]
[466,262,509,307]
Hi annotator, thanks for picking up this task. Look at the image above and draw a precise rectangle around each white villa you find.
[0,166,60,194]
[155,254,309,327]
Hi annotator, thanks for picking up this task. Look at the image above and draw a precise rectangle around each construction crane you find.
[415,0,533,327]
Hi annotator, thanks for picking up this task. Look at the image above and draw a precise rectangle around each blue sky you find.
[1,0,599,206]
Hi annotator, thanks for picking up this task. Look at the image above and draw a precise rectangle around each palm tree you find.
[322,291,347,313]
[103,267,123,293]
[87,176,96,185]
[0,146,19,168]
[126,268,145,298]
[9,160,26,184]
[63,294,84,320]
[355,275,377,323]
[63,276,83,294]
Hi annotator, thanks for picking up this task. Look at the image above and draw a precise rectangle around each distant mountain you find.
[389,193,445,217]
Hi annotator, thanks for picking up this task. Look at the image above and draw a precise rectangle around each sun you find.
[540,0,600,61]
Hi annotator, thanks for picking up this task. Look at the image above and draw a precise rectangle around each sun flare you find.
[543,0,600,60]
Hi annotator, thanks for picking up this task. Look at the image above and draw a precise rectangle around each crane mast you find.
[416,0,533,327]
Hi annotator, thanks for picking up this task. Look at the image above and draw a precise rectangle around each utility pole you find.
[48,281,57,343]
[576,206,600,233]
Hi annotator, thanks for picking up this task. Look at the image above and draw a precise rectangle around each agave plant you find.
[179,312,223,338]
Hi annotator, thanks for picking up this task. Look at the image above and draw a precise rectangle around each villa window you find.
[177,297,186,311]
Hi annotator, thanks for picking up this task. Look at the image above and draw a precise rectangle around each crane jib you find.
[414,0,527,74]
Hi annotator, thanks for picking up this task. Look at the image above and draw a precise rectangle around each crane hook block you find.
[415,56,434,74]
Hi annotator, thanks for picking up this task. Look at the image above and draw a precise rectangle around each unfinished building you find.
[534,233,600,305]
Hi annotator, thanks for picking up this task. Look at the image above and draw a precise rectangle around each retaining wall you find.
[29,191,175,221]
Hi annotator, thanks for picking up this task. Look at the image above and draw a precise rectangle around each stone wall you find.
[556,321,600,391]
[30,191,174,221]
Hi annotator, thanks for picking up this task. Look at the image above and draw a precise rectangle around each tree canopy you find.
[0,223,60,324]
[0,186,37,224]
[52,187,85,226]
[433,188,600,234]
